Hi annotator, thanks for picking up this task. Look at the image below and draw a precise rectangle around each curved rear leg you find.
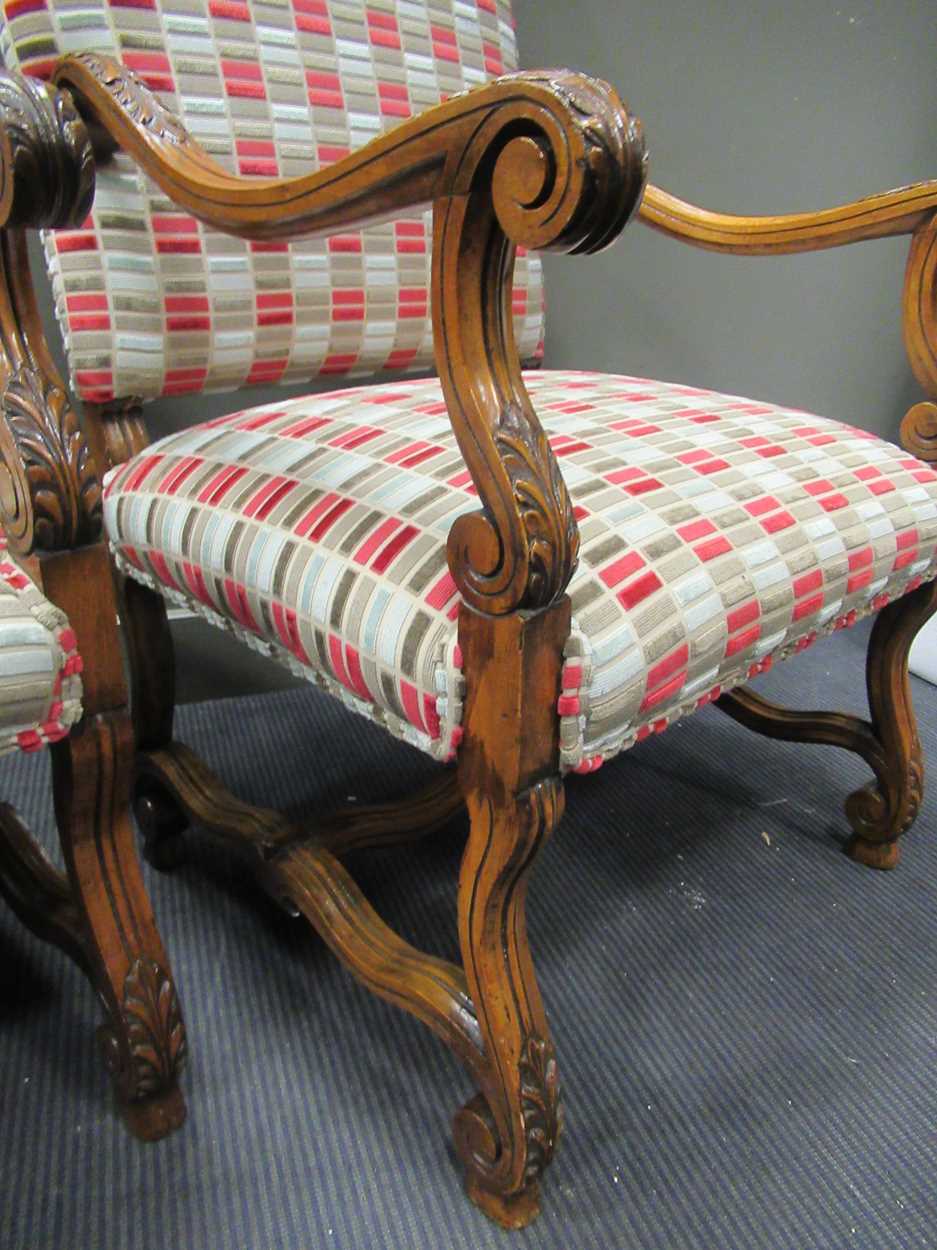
[844,579,937,868]
[120,576,192,869]
[717,579,937,869]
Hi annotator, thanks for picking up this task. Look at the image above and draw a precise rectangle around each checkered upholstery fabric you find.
[0,0,544,403]
[102,370,937,770]
[0,533,83,758]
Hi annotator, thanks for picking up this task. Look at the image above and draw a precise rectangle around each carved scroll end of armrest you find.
[481,69,648,258]
[0,73,101,555]
[0,71,94,230]
[435,70,647,617]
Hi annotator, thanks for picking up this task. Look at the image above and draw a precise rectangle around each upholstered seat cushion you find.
[103,371,937,771]
[0,535,83,757]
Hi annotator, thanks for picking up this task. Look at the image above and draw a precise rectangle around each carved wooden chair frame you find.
[1,48,937,1227]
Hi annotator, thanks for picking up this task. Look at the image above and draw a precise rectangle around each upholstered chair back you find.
[0,0,544,405]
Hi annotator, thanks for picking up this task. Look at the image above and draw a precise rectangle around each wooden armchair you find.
[0,76,186,1139]
[2,0,937,1229]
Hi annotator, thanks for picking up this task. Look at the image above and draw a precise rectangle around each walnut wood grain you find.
[312,771,463,856]
[0,802,90,972]
[54,55,645,250]
[43,541,187,1138]
[125,596,568,1226]
[452,599,569,1226]
[0,71,93,231]
[262,844,486,1087]
[0,68,185,1138]
[55,54,646,613]
[83,396,149,475]
[0,72,100,558]
[639,182,937,498]
[639,181,937,255]
[902,214,937,403]
[138,738,463,864]
[717,580,937,868]
[139,741,297,854]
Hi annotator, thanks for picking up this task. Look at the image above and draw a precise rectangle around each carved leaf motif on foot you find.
[0,367,102,554]
[519,1035,563,1185]
[846,749,924,843]
[100,959,187,1100]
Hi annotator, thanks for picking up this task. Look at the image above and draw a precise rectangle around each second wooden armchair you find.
[2,0,937,1229]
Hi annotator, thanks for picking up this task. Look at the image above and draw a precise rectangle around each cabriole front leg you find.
[51,712,187,1139]
[454,777,563,1227]
[453,600,570,1225]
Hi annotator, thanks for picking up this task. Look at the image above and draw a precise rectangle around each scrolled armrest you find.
[54,53,648,614]
[54,53,644,255]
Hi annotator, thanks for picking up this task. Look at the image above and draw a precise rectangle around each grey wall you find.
[514,0,937,437]
[26,1,937,699]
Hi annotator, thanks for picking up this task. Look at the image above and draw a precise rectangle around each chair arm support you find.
[0,72,101,558]
[640,183,937,467]
[639,182,937,255]
[53,54,648,614]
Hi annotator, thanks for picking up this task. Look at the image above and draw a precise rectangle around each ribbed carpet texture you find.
[2,619,936,1250]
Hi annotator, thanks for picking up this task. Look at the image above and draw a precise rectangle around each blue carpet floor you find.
[1,619,936,1250]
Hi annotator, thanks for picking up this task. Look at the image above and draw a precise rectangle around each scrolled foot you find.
[844,834,901,871]
[118,1080,187,1142]
[96,956,188,1140]
[134,782,189,870]
[465,1173,541,1230]
[454,1092,545,1229]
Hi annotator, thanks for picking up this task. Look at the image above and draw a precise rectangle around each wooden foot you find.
[844,834,901,871]
[716,579,937,866]
[465,1172,541,1229]
[116,1067,188,1142]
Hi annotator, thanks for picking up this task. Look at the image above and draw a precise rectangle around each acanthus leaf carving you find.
[518,1035,563,1186]
[435,70,647,614]
[493,404,580,612]
[0,366,102,554]
[100,958,187,1100]
[70,52,190,149]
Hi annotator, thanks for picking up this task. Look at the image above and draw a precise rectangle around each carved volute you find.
[53,55,647,609]
[432,72,647,615]
[0,72,101,556]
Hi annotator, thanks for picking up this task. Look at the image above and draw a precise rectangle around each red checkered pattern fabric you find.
[0,532,84,757]
[102,370,937,768]
[0,0,544,402]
